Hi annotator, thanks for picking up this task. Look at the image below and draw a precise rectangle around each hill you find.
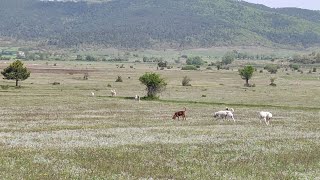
[1,0,320,48]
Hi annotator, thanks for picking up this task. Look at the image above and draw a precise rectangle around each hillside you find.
[1,0,320,48]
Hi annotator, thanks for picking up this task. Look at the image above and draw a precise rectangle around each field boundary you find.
[99,96,320,111]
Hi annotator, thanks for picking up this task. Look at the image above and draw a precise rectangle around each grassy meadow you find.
[0,59,319,179]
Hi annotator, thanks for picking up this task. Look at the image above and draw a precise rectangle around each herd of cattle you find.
[172,107,273,125]
[91,90,273,125]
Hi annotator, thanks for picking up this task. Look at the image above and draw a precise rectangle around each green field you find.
[0,60,319,179]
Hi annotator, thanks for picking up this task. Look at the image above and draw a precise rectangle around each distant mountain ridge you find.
[0,0,320,48]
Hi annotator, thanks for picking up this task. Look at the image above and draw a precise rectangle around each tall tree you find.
[239,65,254,86]
[1,60,30,86]
[139,72,167,99]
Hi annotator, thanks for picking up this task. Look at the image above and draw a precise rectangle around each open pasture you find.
[0,60,319,179]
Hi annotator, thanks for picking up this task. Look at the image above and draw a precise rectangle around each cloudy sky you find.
[244,0,320,10]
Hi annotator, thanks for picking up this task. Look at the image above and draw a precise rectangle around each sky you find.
[244,0,320,10]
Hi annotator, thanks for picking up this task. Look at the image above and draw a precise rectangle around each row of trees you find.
[0,60,256,99]
[140,65,256,99]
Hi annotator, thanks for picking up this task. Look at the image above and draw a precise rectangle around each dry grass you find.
[0,60,319,179]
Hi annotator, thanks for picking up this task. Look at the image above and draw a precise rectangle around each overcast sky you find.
[244,0,320,10]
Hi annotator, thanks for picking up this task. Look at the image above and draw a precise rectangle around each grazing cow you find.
[213,110,235,122]
[135,95,140,102]
[259,111,273,125]
[172,107,187,120]
[111,89,117,97]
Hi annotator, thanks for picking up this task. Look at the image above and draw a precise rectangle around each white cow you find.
[214,110,235,122]
[135,95,140,102]
[259,111,273,125]
[111,89,117,97]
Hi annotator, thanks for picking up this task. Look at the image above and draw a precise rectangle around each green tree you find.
[139,72,167,99]
[186,56,204,66]
[222,52,235,65]
[1,60,30,86]
[239,65,254,86]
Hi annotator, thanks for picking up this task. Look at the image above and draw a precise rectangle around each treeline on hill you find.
[0,0,320,48]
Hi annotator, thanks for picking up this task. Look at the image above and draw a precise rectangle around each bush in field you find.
[289,64,299,71]
[186,56,204,66]
[181,65,197,70]
[221,52,235,65]
[182,76,192,86]
[264,64,279,74]
[269,77,277,86]
[313,67,317,72]
[85,55,96,61]
[139,72,167,99]
[158,61,167,68]
[115,76,123,82]
[239,65,254,87]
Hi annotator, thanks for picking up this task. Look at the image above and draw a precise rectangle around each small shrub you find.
[130,66,134,68]
[202,94,206,97]
[206,67,213,70]
[120,64,125,68]
[182,76,192,86]
[52,82,60,85]
[245,83,256,87]
[217,64,221,70]
[313,67,317,72]
[83,72,89,80]
[107,84,112,87]
[269,77,277,86]
[0,85,9,90]
[259,70,263,73]
[115,76,123,82]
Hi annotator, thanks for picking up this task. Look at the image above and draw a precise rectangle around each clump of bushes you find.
[182,76,192,86]
[289,64,299,71]
[115,76,123,82]
[186,56,204,66]
[181,65,197,70]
